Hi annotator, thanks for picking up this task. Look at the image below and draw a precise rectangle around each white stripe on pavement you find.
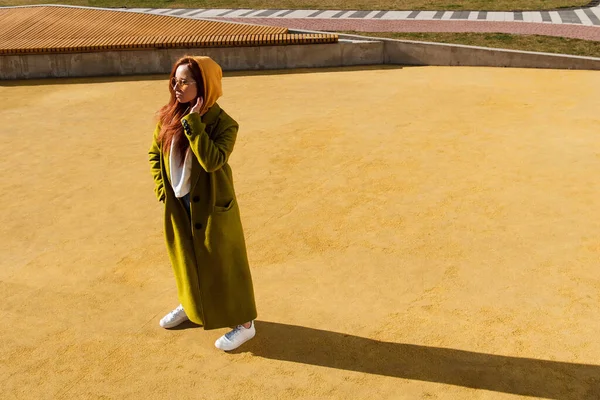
[440,11,453,20]
[244,9,270,17]
[531,12,543,22]
[549,11,562,23]
[222,9,253,17]
[284,9,317,18]
[338,11,358,18]
[267,9,291,17]
[380,11,412,19]
[415,11,436,20]
[179,9,207,17]
[163,8,185,15]
[467,11,479,20]
[488,12,505,22]
[574,9,594,25]
[310,10,344,18]
[586,6,600,22]
[194,9,230,17]
[146,8,171,14]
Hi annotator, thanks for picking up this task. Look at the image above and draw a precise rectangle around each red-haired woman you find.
[149,56,257,351]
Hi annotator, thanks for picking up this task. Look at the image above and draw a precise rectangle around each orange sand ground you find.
[1,66,600,399]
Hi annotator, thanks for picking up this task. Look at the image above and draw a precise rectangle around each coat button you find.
[193,196,200,203]
[194,223,202,230]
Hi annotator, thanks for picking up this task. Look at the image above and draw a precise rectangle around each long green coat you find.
[149,104,257,330]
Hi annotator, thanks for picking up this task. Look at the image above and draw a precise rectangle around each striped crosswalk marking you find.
[221,9,252,17]
[364,11,381,19]
[416,11,437,20]
[575,8,594,25]
[118,6,600,25]
[548,11,561,23]
[381,11,412,19]
[440,11,453,20]
[467,11,479,20]
[586,6,600,23]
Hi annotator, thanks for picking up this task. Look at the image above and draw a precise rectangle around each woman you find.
[149,55,257,351]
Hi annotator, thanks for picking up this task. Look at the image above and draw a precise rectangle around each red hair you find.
[156,57,205,163]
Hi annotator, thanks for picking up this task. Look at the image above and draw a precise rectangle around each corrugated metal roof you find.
[0,6,338,55]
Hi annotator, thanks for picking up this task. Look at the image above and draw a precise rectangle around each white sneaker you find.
[159,304,188,328]
[215,321,256,351]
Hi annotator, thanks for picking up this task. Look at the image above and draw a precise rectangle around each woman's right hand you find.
[190,96,204,114]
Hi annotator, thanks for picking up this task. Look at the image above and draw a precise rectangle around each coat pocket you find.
[214,198,235,213]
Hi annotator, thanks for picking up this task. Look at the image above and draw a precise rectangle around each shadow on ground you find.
[167,320,203,330]
[234,321,600,399]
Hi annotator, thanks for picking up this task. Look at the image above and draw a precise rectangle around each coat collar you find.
[202,103,221,128]
[163,104,221,194]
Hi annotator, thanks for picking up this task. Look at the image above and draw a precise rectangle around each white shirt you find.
[169,135,193,198]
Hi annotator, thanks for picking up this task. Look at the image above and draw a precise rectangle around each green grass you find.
[0,0,592,11]
[341,31,600,58]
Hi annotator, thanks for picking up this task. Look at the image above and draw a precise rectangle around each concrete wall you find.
[382,38,600,71]
[0,42,384,80]
[335,32,600,71]
[2,35,600,80]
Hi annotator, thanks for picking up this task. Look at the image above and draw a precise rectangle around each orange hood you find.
[192,56,223,116]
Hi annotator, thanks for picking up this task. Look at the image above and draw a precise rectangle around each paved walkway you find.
[129,7,600,25]
[125,6,600,40]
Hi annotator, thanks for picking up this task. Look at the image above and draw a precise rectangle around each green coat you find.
[149,104,257,330]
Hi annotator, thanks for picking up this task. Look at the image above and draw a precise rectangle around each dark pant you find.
[180,193,191,221]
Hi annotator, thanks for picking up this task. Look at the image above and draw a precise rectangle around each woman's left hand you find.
[190,96,204,114]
